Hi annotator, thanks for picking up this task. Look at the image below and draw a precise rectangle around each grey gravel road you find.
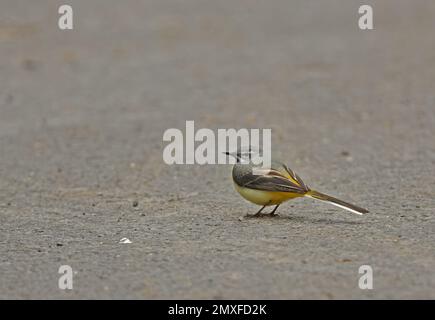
[1,0,435,299]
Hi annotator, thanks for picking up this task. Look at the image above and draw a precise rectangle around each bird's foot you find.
[245,212,265,218]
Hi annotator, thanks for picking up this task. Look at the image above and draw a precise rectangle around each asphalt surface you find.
[1,0,435,299]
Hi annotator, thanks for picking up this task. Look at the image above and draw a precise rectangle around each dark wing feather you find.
[242,170,307,194]
[282,164,309,191]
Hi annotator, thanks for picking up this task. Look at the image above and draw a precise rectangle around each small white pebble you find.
[119,237,132,244]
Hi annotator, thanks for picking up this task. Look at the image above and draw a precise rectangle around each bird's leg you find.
[252,205,267,217]
[246,201,272,218]
[269,204,280,216]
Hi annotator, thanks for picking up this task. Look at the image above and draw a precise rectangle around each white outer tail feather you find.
[305,193,366,215]
[319,199,363,215]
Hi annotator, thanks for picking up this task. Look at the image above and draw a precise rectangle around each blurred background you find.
[0,0,434,298]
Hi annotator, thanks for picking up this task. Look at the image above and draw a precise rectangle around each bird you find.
[225,148,369,217]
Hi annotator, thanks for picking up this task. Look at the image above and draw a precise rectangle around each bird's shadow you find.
[243,213,364,225]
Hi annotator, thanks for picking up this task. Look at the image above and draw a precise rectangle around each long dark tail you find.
[305,190,369,215]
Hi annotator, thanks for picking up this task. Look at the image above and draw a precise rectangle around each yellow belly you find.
[234,183,303,206]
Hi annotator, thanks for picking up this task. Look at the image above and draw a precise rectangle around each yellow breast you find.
[234,183,303,206]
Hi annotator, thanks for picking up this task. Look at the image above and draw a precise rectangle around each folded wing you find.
[243,165,309,194]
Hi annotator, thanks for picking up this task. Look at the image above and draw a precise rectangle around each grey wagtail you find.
[225,148,369,216]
